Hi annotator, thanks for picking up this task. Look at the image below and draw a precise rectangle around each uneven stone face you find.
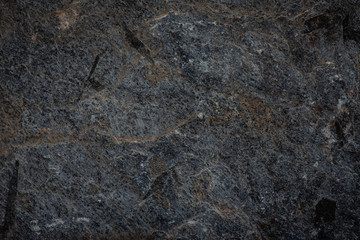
[1,0,360,239]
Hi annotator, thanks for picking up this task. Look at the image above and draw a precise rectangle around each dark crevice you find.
[334,120,344,146]
[0,160,19,239]
[124,24,145,50]
[87,55,100,82]
[314,198,336,226]
[304,14,331,33]
[122,21,154,64]
[343,14,360,43]
[87,55,104,91]
[304,13,342,34]
[334,120,343,139]
[77,55,103,101]
[143,171,169,200]
[89,78,105,91]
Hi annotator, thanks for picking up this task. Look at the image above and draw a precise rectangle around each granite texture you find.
[1,0,360,239]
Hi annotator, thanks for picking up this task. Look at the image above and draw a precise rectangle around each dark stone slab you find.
[1,0,360,239]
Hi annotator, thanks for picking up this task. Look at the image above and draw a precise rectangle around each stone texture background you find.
[1,0,360,239]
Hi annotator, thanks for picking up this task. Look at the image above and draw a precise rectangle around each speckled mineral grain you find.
[1,0,360,239]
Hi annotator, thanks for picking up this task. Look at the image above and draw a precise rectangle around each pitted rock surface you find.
[1,0,360,239]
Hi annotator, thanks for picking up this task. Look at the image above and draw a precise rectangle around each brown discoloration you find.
[111,63,132,92]
[149,157,168,176]
[13,128,77,149]
[207,110,239,126]
[192,170,212,201]
[87,183,99,196]
[312,105,323,114]
[12,114,194,150]
[355,54,360,71]
[239,95,280,134]
[154,194,170,210]
[215,204,237,219]
[208,93,283,135]
[56,0,79,30]
[17,193,34,214]
[144,62,171,85]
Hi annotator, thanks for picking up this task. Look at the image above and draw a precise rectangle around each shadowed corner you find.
[314,198,336,225]
[314,198,336,239]
[0,160,19,239]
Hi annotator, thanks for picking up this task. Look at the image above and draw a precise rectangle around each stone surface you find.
[1,0,360,239]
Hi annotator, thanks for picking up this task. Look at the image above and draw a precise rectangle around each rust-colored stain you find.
[311,105,323,114]
[206,94,283,135]
[56,0,79,30]
[154,194,170,210]
[149,157,168,176]
[192,173,212,201]
[145,62,171,85]
[215,204,237,219]
[239,95,281,134]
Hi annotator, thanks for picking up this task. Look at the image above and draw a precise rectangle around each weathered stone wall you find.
[1,0,360,239]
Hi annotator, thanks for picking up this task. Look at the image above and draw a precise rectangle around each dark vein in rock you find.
[77,55,101,101]
[87,55,100,82]
[122,21,154,64]
[0,160,19,239]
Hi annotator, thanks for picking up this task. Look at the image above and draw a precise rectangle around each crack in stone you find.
[11,114,195,149]
[0,160,19,239]
[77,54,102,102]
[121,21,154,65]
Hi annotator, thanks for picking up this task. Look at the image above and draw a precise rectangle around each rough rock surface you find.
[1,0,360,239]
